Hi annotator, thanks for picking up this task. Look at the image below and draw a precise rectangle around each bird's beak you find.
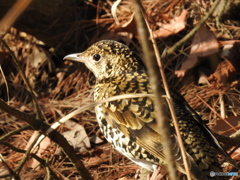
[63,53,85,62]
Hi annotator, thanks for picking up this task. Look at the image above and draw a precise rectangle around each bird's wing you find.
[102,100,170,161]
[101,98,205,179]
[96,74,205,178]
[171,89,238,168]
[97,73,187,164]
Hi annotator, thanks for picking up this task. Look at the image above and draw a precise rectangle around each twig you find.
[0,99,93,180]
[0,125,31,142]
[0,0,32,38]
[165,0,223,55]
[142,5,192,180]
[0,94,156,179]
[32,156,60,180]
[1,142,26,153]
[0,66,10,102]
[0,153,20,179]
[32,94,155,150]
[0,39,43,120]
[0,143,60,179]
[14,132,41,174]
[45,158,51,180]
[196,94,237,131]
[219,94,226,118]
[215,0,229,28]
[133,0,179,180]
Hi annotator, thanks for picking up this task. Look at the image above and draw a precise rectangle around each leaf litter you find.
[0,0,240,179]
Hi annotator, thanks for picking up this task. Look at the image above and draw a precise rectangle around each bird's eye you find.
[92,54,101,61]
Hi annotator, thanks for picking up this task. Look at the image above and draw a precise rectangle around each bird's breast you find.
[94,105,161,171]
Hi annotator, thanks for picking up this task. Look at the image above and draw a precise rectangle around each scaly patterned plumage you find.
[64,40,233,179]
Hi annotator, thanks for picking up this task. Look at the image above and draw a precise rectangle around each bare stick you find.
[166,0,222,55]
[0,0,32,38]
[0,99,93,180]
[133,0,179,179]
[142,7,192,180]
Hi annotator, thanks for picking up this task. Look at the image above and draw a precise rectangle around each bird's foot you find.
[147,166,167,180]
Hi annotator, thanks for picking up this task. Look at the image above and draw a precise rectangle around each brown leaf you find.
[176,26,219,78]
[207,59,236,87]
[153,10,188,38]
[220,41,240,71]
[63,120,91,152]
[25,131,51,169]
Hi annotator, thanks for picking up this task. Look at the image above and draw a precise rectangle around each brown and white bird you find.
[64,40,233,179]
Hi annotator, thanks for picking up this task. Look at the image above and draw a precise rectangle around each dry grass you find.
[0,0,240,179]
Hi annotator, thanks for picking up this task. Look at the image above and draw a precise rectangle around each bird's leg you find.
[147,166,167,180]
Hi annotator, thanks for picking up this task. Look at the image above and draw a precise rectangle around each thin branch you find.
[33,94,155,150]
[0,125,31,142]
[0,65,10,102]
[0,0,32,38]
[196,94,237,131]
[14,132,42,173]
[0,143,60,180]
[0,99,93,180]
[33,157,60,180]
[143,6,192,180]
[45,158,51,180]
[165,0,222,55]
[0,38,43,120]
[133,0,179,179]
[1,142,25,153]
[0,153,20,179]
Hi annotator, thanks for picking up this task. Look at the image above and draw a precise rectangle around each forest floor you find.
[0,0,240,179]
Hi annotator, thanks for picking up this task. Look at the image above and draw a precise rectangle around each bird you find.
[64,40,233,179]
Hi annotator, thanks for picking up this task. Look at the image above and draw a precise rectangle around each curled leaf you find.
[176,25,220,78]
[153,10,188,38]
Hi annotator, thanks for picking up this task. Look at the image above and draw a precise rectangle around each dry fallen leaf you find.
[207,59,236,87]
[89,134,104,144]
[25,130,51,169]
[110,3,188,39]
[153,9,188,38]
[63,120,91,152]
[220,41,240,72]
[175,25,220,78]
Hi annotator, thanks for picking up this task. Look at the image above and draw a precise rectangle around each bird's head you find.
[64,40,144,81]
